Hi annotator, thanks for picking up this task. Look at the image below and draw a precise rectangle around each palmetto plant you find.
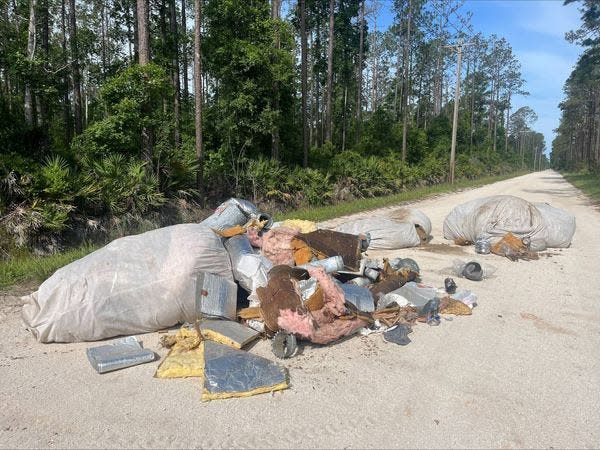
[88,154,166,216]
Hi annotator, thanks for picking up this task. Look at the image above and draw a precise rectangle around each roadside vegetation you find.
[277,172,523,222]
[0,171,524,292]
[0,244,98,292]
[551,1,598,172]
[563,172,600,201]
[551,2,600,205]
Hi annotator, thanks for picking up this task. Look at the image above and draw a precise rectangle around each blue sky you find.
[376,0,583,153]
[466,0,582,153]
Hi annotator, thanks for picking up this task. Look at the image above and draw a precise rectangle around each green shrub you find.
[85,154,165,216]
[245,156,288,203]
[286,167,333,206]
[72,64,173,161]
[331,151,410,198]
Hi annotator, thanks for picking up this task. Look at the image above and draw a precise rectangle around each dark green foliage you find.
[84,154,165,215]
[203,0,295,158]
[354,108,403,156]
[552,0,599,170]
[287,166,333,206]
[0,0,537,258]
[72,64,173,160]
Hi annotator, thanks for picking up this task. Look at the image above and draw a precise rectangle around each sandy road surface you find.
[1,170,599,449]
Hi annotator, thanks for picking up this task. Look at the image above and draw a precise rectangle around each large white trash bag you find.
[334,208,432,250]
[21,224,233,343]
[534,202,576,248]
[389,208,432,234]
[443,195,575,251]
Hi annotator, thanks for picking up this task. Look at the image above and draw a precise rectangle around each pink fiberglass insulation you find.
[246,227,263,248]
[277,309,315,339]
[306,266,346,316]
[277,308,367,345]
[275,266,362,344]
[260,226,300,266]
[309,310,368,344]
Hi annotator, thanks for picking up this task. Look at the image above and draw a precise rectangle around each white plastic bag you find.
[22,224,233,343]
[443,195,575,251]
[334,208,432,250]
[443,195,547,247]
[534,202,575,248]
[223,235,272,307]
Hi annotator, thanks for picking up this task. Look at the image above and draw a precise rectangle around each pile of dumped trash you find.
[21,194,576,401]
[443,195,576,260]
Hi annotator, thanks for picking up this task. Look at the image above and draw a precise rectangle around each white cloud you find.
[516,49,577,89]
[516,0,581,39]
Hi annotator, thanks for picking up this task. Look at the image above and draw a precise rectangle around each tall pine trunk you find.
[137,0,152,165]
[137,0,150,65]
[271,0,281,161]
[61,0,72,144]
[181,0,188,101]
[69,0,82,134]
[314,21,322,147]
[194,0,204,204]
[38,0,49,127]
[401,0,412,162]
[371,14,378,111]
[24,0,37,127]
[170,0,181,147]
[300,0,308,166]
[504,91,511,152]
[325,0,334,143]
[133,0,139,60]
[355,0,364,141]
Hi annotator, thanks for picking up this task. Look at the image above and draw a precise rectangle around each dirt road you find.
[1,170,599,449]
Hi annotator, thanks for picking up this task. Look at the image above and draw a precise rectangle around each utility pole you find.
[519,130,528,170]
[448,39,472,183]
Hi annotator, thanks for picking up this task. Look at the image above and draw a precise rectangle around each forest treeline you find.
[0,0,546,254]
[551,0,600,170]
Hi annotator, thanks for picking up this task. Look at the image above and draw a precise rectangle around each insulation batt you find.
[306,266,346,316]
[260,226,300,266]
[277,309,315,338]
[277,309,367,345]
[276,267,366,344]
[245,227,263,248]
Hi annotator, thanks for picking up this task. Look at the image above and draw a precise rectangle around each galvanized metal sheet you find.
[203,341,288,397]
[339,283,375,312]
[196,272,238,320]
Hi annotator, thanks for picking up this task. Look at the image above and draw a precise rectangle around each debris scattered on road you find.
[22,195,575,400]
[444,277,457,294]
[451,259,496,280]
[86,337,155,374]
[383,324,413,345]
